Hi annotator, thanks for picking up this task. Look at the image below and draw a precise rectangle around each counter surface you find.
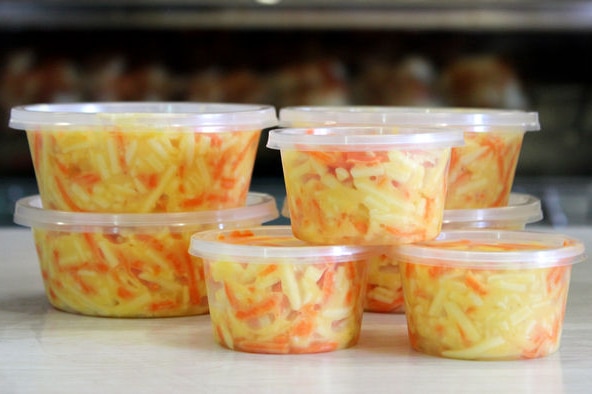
[1,226,591,394]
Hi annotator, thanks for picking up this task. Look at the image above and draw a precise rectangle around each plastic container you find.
[364,192,544,314]
[279,106,540,209]
[393,230,586,360]
[13,192,279,318]
[189,226,382,354]
[10,102,277,213]
[282,192,543,229]
[442,192,543,229]
[267,126,464,245]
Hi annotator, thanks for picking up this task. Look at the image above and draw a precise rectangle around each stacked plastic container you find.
[280,192,546,315]
[189,225,380,354]
[261,106,587,360]
[9,103,587,360]
[190,124,464,354]
[10,102,280,317]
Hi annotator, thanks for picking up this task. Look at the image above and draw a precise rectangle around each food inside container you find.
[446,129,526,209]
[393,230,586,360]
[279,106,539,209]
[13,193,278,317]
[9,102,277,213]
[364,252,406,314]
[189,226,383,354]
[267,126,464,245]
[364,193,544,314]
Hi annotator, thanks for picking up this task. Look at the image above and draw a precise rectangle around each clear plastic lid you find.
[279,106,540,132]
[13,192,279,232]
[189,225,382,264]
[393,230,586,270]
[10,102,278,130]
[267,126,465,151]
[443,193,543,227]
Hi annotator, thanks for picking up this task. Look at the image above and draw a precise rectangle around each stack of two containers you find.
[191,106,586,360]
[10,102,280,318]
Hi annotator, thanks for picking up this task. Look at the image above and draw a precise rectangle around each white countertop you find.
[1,226,591,394]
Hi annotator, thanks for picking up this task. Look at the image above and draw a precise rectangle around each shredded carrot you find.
[223,282,242,310]
[55,176,81,211]
[32,132,43,169]
[220,177,236,190]
[428,265,450,278]
[113,129,128,172]
[307,151,337,165]
[464,271,488,296]
[229,132,259,172]
[180,195,205,209]
[117,287,135,300]
[208,134,224,148]
[149,300,178,312]
[546,266,567,294]
[138,173,159,189]
[320,265,336,303]
[54,158,71,176]
[235,293,282,320]
[234,338,290,354]
[260,264,278,277]
[83,233,104,261]
[134,234,165,253]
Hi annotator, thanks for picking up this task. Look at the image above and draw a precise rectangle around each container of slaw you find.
[393,229,586,360]
[13,192,279,317]
[10,102,278,213]
[279,106,540,209]
[189,225,382,354]
[267,126,464,245]
[365,192,545,314]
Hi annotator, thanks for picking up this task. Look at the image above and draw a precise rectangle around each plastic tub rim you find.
[279,105,540,131]
[392,229,586,269]
[267,126,465,151]
[442,193,543,225]
[13,192,279,231]
[189,225,384,263]
[9,102,278,130]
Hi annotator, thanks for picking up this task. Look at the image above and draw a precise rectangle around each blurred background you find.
[1,0,591,226]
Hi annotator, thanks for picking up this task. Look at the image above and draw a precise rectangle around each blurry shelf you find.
[2,1,592,31]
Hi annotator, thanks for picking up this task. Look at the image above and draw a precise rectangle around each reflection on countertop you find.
[1,175,590,227]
